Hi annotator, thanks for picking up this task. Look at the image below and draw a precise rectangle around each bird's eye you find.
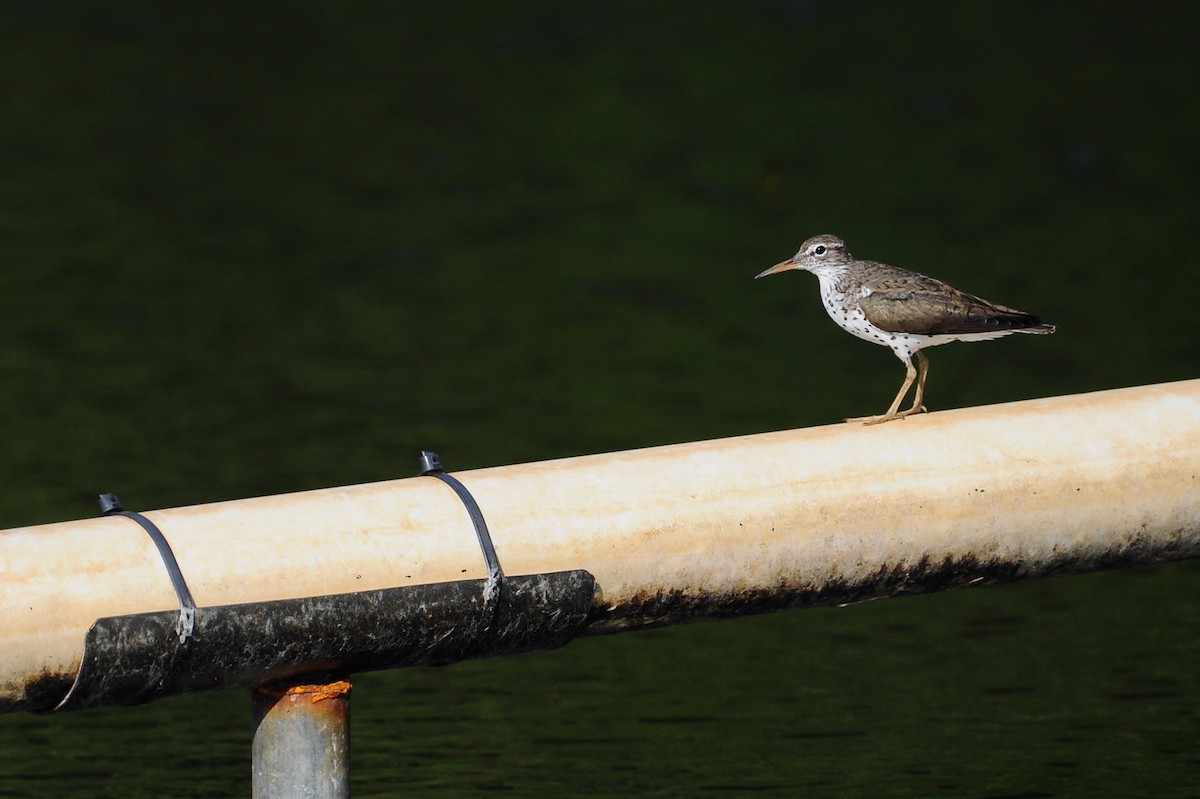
[813,245,827,256]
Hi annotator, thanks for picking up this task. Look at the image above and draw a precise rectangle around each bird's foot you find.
[844,405,927,426]
[844,412,898,425]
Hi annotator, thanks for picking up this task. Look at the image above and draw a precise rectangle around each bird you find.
[756,234,1055,425]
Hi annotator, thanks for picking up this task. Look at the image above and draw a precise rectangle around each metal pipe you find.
[2,379,1199,712]
[252,680,351,799]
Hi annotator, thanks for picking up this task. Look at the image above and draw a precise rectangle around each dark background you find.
[1,2,1197,796]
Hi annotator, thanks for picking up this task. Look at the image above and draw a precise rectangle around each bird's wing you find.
[859,275,1045,336]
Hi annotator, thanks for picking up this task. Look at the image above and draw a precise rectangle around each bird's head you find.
[755,234,851,279]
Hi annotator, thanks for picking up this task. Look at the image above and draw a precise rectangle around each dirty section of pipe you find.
[252,680,351,799]
[32,570,595,714]
[2,379,1199,713]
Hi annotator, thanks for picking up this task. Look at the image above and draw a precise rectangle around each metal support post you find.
[251,679,351,799]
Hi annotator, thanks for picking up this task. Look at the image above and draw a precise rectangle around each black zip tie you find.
[418,451,505,623]
[97,493,197,644]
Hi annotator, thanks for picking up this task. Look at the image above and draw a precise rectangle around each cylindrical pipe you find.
[252,680,351,799]
[2,379,1200,711]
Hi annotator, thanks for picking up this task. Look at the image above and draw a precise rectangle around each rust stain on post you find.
[255,681,353,704]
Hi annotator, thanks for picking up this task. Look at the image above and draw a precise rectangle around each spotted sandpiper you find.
[756,234,1055,425]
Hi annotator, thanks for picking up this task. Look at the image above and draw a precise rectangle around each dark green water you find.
[1,2,1198,796]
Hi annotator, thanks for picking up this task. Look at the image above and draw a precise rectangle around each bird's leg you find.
[845,355,917,425]
[896,350,930,419]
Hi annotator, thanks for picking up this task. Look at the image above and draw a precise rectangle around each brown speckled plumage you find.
[756,234,1054,425]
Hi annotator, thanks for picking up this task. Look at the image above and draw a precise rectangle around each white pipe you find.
[3,379,1199,712]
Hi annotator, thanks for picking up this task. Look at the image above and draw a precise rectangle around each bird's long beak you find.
[755,258,797,280]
